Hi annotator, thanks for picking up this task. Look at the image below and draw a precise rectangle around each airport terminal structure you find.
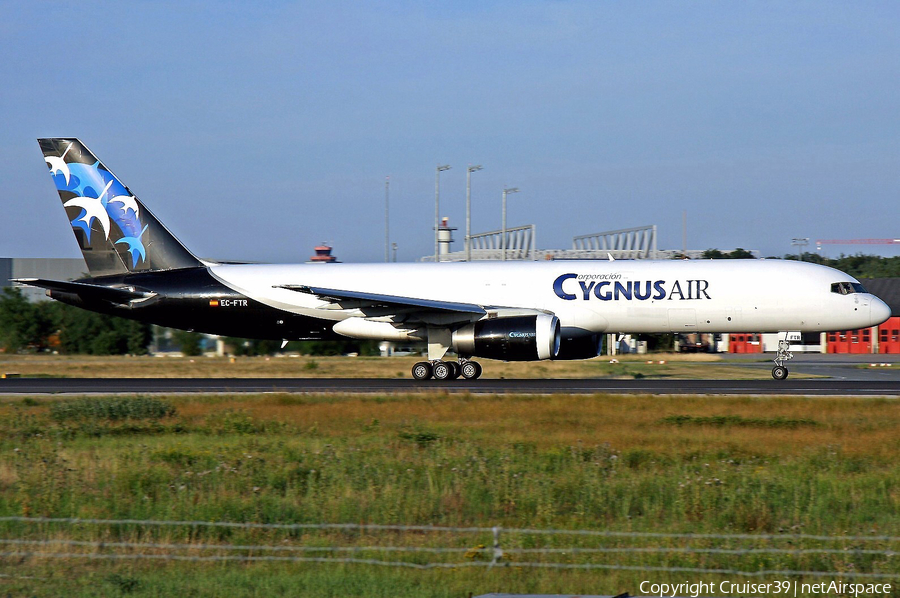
[0,257,87,303]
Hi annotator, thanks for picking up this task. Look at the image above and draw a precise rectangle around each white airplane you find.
[16,139,892,381]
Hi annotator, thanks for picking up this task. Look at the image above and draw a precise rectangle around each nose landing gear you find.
[772,339,793,380]
[410,359,482,381]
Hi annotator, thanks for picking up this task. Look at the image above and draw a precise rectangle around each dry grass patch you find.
[0,353,806,379]
[4,392,898,461]
[159,393,900,459]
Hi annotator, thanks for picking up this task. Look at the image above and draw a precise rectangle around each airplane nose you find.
[870,297,892,326]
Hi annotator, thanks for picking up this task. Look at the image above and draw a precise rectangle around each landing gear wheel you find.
[772,366,789,381]
[772,337,793,381]
[447,362,461,380]
[460,361,482,380]
[432,361,451,380]
[412,361,433,380]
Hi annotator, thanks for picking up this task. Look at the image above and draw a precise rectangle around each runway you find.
[0,377,898,396]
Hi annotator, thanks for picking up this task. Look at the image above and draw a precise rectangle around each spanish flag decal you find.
[209,299,219,307]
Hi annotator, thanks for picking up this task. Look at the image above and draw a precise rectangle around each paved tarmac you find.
[1,354,897,396]
[722,352,900,381]
[0,377,897,396]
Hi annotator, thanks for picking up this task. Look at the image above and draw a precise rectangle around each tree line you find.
[0,287,379,356]
[701,249,900,279]
[0,287,149,354]
[785,253,900,279]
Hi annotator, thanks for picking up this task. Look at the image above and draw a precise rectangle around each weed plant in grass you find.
[40,396,179,439]
[50,396,176,422]
[1,392,899,596]
[660,414,819,428]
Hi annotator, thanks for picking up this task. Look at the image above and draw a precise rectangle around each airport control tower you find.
[308,244,339,264]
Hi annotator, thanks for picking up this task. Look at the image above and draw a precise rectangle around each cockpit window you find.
[831,282,866,295]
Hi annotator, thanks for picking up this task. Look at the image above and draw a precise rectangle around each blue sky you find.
[1,1,898,262]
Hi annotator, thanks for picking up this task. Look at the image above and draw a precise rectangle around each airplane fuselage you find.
[52,259,886,341]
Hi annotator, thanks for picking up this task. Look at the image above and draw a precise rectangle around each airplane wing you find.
[11,278,153,305]
[276,284,488,316]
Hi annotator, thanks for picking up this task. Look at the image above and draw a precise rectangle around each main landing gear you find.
[772,339,793,380]
[411,359,483,381]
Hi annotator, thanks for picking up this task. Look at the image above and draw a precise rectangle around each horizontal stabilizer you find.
[11,278,152,305]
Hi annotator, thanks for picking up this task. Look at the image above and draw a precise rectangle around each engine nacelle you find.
[452,314,560,361]
[554,333,603,360]
[333,317,425,341]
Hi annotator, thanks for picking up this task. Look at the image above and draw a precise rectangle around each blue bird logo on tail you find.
[116,225,150,268]
[47,153,149,269]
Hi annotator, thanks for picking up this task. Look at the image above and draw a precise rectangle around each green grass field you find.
[1,391,898,596]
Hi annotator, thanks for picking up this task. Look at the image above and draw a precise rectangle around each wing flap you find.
[276,284,487,316]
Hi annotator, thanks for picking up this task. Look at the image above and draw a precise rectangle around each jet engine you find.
[554,333,603,360]
[452,314,560,361]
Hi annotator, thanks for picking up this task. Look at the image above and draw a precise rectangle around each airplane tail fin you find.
[38,138,202,277]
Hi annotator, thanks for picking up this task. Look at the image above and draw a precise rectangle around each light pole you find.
[466,165,482,262]
[501,187,519,261]
[435,164,451,262]
[384,177,390,263]
[791,237,809,261]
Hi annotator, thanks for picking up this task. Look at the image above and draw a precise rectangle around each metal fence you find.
[1,517,898,578]
[572,225,658,260]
